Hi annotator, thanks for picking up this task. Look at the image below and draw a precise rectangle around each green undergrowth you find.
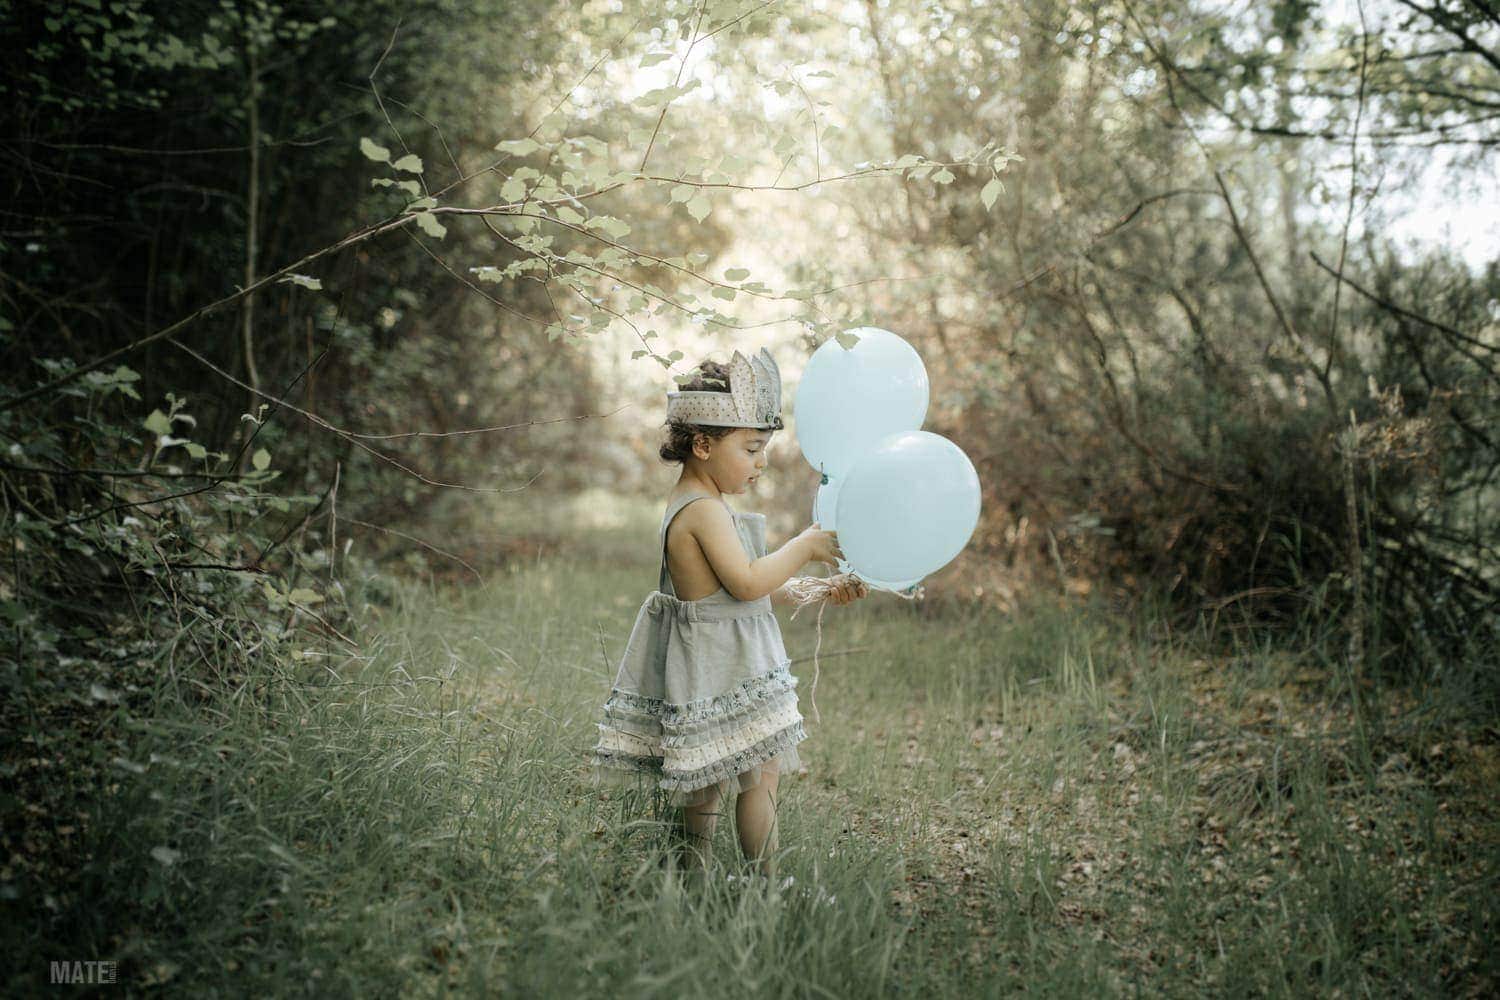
[3,496,1495,997]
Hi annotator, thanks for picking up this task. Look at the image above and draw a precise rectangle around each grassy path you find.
[15,492,1493,996]
[400,494,1497,996]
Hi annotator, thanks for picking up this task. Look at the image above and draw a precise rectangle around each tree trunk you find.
[239,37,262,472]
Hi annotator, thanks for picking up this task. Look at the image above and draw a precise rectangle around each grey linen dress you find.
[589,491,807,808]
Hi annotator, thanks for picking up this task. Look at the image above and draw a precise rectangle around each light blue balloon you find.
[812,477,843,530]
[811,429,919,586]
[835,431,981,587]
[811,478,861,578]
[796,328,929,483]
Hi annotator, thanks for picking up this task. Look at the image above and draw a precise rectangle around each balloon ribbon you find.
[783,575,922,725]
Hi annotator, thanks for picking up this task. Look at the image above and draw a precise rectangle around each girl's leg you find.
[676,786,723,880]
[735,763,781,879]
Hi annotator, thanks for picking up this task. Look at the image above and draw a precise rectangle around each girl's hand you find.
[797,522,843,568]
[826,572,868,606]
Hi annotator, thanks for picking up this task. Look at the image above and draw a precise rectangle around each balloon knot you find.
[819,472,829,485]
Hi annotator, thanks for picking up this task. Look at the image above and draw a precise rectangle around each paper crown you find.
[665,347,784,430]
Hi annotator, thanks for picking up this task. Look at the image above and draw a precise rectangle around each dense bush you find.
[822,0,1498,669]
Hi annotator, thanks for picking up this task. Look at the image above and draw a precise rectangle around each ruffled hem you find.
[593,664,803,769]
[657,685,798,750]
[603,660,798,726]
[590,730,805,808]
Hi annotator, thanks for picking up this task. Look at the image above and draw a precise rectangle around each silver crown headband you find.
[665,347,784,430]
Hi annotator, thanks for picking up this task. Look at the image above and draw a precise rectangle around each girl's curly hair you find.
[658,359,783,465]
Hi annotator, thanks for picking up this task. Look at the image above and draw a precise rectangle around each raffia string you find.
[783,574,923,725]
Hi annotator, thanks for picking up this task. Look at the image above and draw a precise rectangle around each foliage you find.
[14,534,1493,993]
[767,0,1498,667]
[0,1,1496,990]
[0,4,1016,981]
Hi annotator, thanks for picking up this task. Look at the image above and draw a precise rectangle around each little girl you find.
[589,346,867,890]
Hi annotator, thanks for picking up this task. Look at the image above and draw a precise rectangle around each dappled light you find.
[1,0,1495,995]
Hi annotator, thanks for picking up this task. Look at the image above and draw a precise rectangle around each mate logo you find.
[50,960,118,985]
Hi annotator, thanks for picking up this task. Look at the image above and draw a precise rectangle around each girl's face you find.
[695,427,772,493]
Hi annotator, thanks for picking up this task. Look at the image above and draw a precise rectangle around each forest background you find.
[1,0,1495,994]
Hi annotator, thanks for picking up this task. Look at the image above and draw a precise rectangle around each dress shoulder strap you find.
[658,491,738,596]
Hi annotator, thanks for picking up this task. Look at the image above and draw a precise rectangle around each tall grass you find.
[8,492,1495,996]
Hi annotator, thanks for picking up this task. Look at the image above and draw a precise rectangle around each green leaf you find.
[279,273,322,291]
[495,137,542,156]
[584,215,630,239]
[685,193,710,223]
[634,82,696,108]
[640,51,673,68]
[501,176,528,202]
[252,448,271,471]
[184,442,207,460]
[392,153,423,174]
[414,212,446,238]
[835,330,862,350]
[932,167,955,184]
[407,196,437,212]
[980,177,1003,211]
[372,176,421,197]
[144,410,172,435]
[724,267,750,282]
[556,206,584,225]
[81,365,141,400]
[669,184,695,203]
[711,286,736,301]
[287,588,323,605]
[359,137,391,162]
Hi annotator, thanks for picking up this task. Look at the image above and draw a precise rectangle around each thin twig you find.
[343,517,485,585]
[168,337,550,494]
[1324,0,1370,386]
[1308,251,1497,356]
[639,1,709,173]
[55,334,333,527]
[0,213,413,413]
